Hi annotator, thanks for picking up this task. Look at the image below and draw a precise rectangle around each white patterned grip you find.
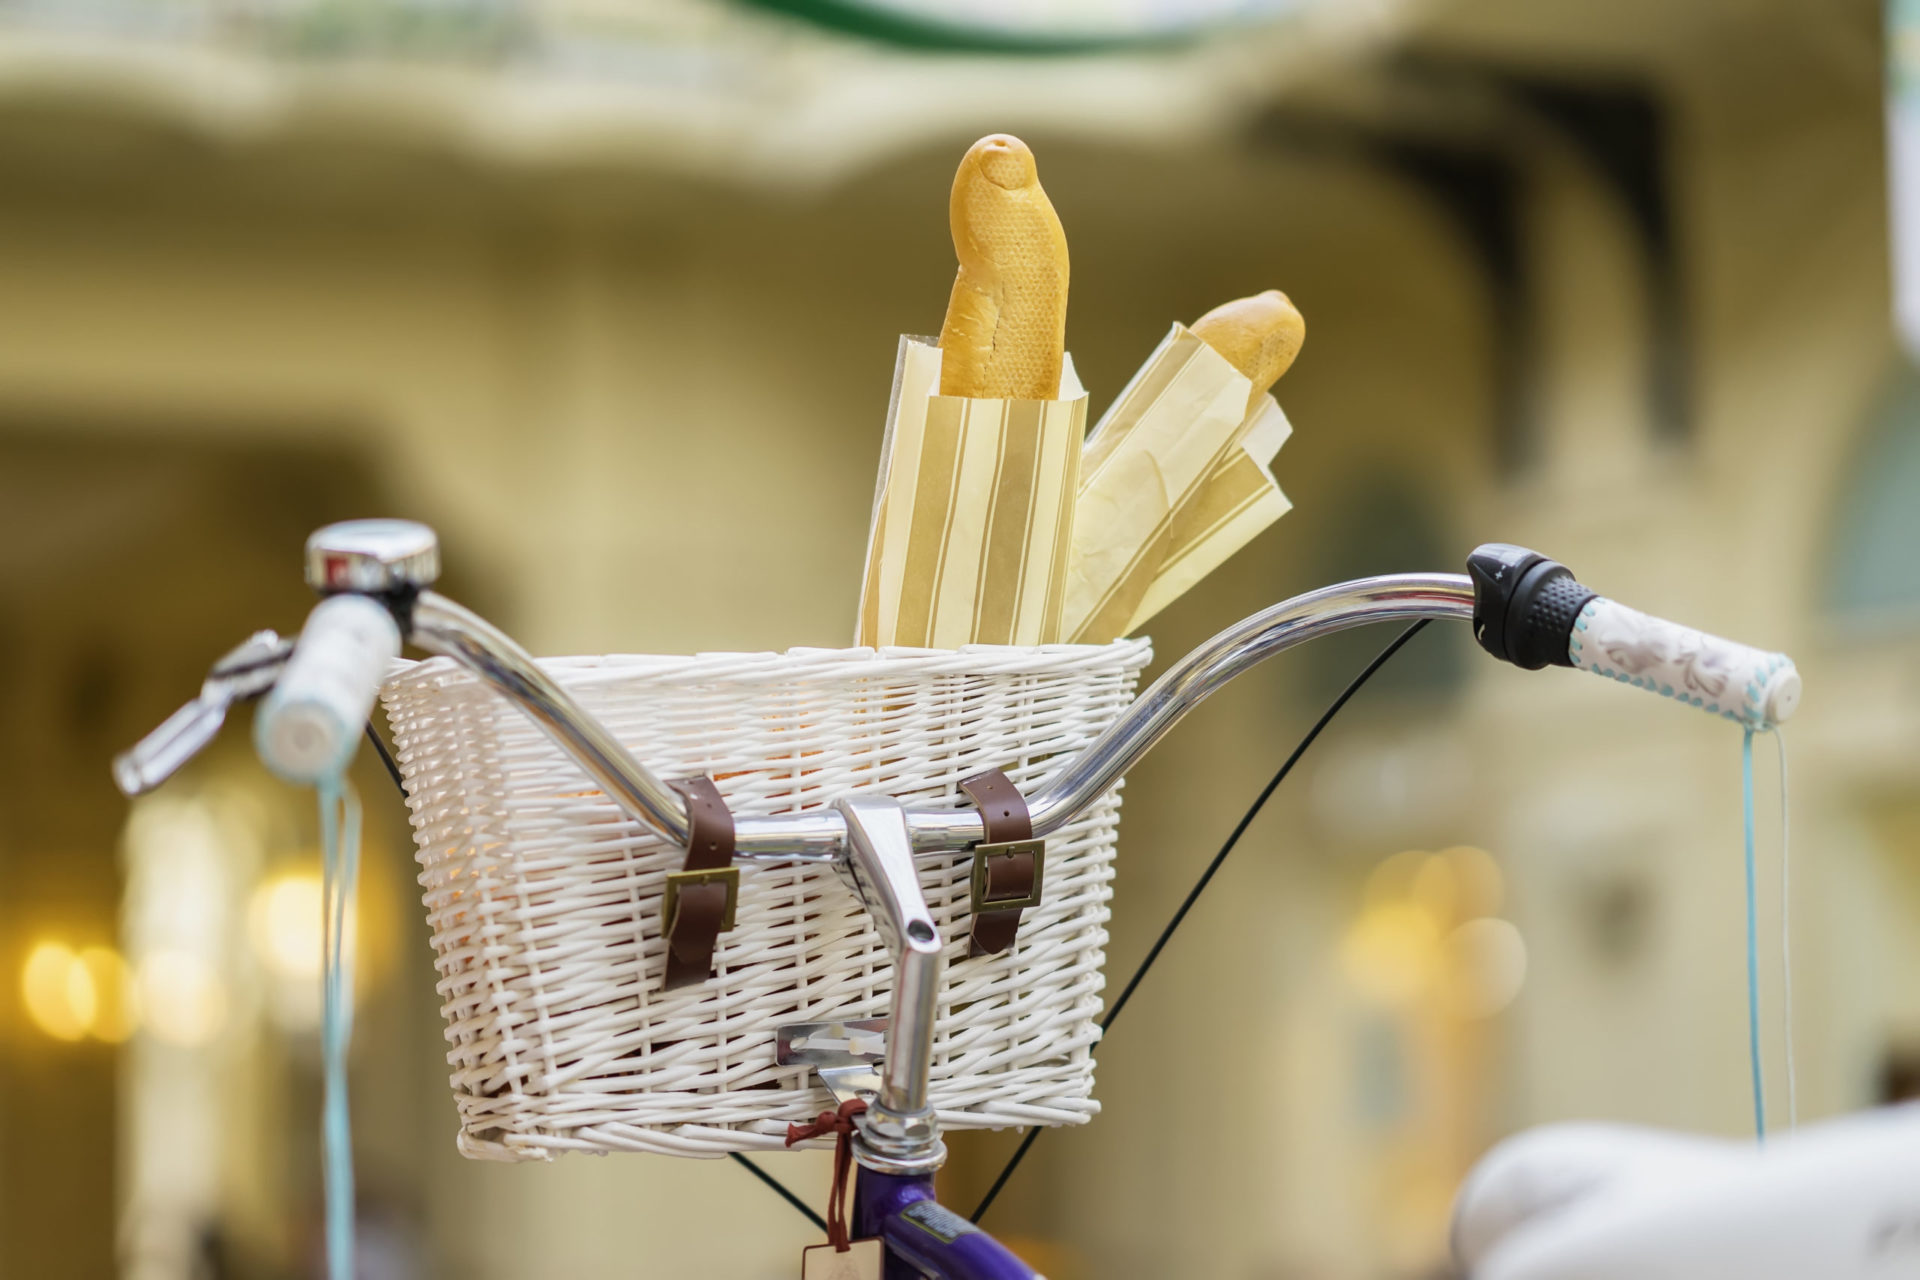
[255,594,401,783]
[1568,598,1800,730]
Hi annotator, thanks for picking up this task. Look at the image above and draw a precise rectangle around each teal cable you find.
[1775,728,1796,1128]
[319,775,362,1280]
[1743,728,1765,1142]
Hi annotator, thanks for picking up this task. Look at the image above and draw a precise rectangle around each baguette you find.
[937,134,1070,400]
[1190,290,1306,412]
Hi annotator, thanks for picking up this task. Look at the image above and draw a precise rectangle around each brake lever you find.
[112,630,294,797]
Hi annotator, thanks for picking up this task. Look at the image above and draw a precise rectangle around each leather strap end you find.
[969,909,1023,957]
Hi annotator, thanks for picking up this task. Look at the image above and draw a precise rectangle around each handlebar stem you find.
[837,796,947,1174]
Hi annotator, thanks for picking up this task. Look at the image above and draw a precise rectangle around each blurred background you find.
[1,0,1915,1276]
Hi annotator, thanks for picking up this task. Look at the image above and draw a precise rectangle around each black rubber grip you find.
[1467,543,1597,671]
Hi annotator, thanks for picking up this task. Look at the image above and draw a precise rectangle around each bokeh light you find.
[1344,850,1525,1016]
[22,942,94,1042]
[1441,917,1528,1019]
[78,946,140,1043]
[249,868,327,983]
[137,949,228,1048]
[1441,846,1505,919]
[21,942,141,1043]
[1341,901,1443,1007]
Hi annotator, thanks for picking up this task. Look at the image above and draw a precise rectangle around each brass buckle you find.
[663,866,740,932]
[969,840,1044,913]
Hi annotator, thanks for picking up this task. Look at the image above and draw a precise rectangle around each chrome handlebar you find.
[119,520,1804,854]
[116,519,1479,859]
[409,574,1478,862]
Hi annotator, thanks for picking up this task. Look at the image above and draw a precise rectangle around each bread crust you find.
[1190,290,1306,412]
[938,135,1070,400]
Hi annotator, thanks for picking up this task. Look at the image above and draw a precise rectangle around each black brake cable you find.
[969,619,1431,1223]
[364,722,407,793]
[727,1151,830,1232]
[359,716,830,1233]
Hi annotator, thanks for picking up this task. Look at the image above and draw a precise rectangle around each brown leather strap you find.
[662,776,737,990]
[785,1099,868,1252]
[961,769,1036,957]
[675,777,735,870]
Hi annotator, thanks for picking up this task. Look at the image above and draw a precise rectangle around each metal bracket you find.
[777,1017,889,1107]
[776,1018,889,1065]
[815,1065,882,1107]
[970,839,1045,912]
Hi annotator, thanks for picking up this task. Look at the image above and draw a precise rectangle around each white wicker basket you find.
[379,640,1151,1161]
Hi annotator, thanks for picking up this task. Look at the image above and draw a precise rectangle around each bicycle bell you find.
[305,518,441,595]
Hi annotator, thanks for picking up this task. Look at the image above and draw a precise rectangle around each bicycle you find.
[113,518,1799,1279]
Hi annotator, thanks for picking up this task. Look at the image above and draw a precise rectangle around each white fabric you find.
[1453,1125,1742,1271]
[379,640,1149,1161]
[1455,1106,1920,1279]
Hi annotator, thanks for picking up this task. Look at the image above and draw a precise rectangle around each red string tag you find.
[786,1098,869,1252]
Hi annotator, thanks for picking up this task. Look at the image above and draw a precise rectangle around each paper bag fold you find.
[1063,324,1293,644]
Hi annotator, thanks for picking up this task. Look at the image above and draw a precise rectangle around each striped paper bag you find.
[1062,324,1293,645]
[857,337,1089,648]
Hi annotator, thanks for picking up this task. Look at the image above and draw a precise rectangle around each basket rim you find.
[383,636,1154,694]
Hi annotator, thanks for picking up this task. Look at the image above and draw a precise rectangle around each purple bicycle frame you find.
[855,1169,1037,1279]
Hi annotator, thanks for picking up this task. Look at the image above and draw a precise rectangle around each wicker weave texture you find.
[380,640,1150,1161]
